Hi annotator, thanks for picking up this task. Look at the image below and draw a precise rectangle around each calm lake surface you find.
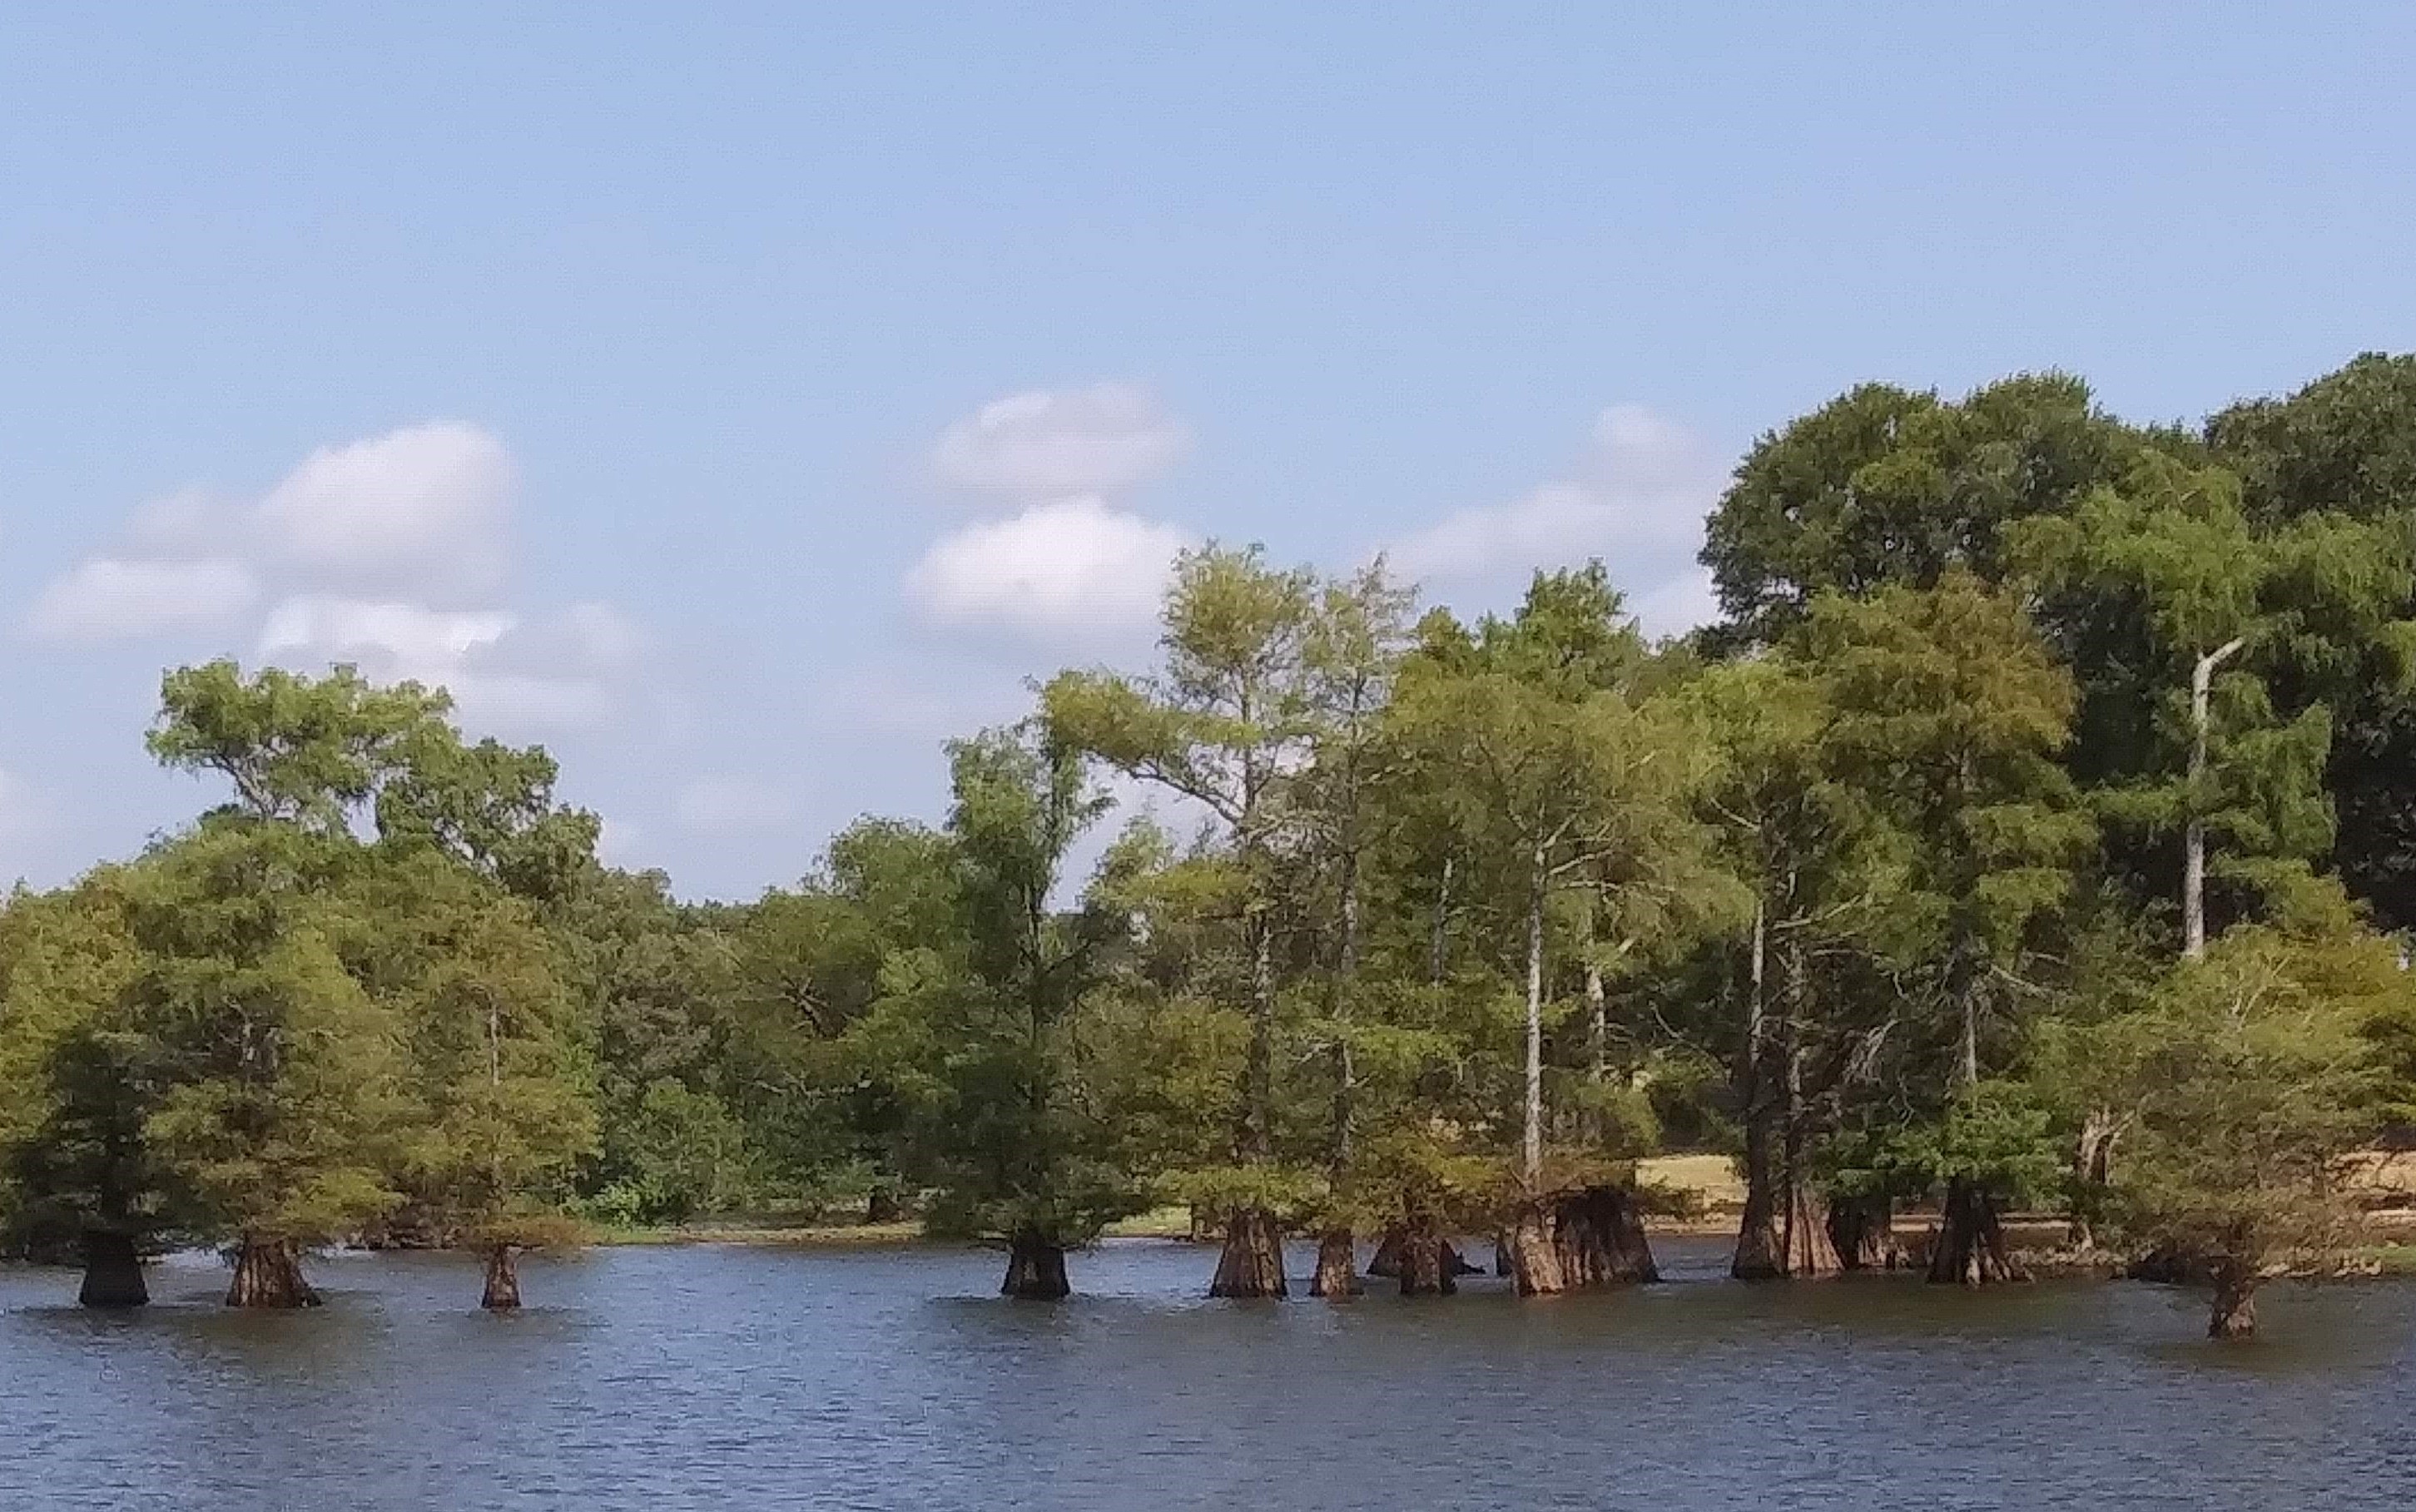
[3,1235,2413,1510]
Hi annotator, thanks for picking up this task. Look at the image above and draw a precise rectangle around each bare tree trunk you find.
[2207,1258,2258,1339]
[1508,1201,1565,1296]
[1826,1193,1905,1271]
[1523,850,1545,1190]
[1430,855,1453,984]
[2068,1110,2116,1249]
[1585,961,1607,1085]
[481,1243,523,1310]
[1550,1187,1659,1286]
[1002,1229,1071,1300]
[2185,637,2247,962]
[1927,1177,2027,1286]
[226,1235,321,1308]
[1209,1207,1287,1298]
[78,1227,147,1308]
[1310,1229,1362,1299]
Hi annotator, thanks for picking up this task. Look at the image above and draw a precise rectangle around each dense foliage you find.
[7,357,2416,1336]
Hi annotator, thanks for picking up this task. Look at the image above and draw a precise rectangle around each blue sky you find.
[2,3,2411,897]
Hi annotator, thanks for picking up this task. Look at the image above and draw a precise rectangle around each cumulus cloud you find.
[906,495,1195,643]
[26,421,645,731]
[256,595,641,734]
[255,422,515,598]
[24,557,259,642]
[1390,404,1730,637]
[930,382,1191,500]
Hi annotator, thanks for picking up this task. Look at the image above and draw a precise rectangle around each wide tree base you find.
[1550,1187,1659,1286]
[1396,1224,1458,1296]
[1827,1194,1907,1272]
[79,1229,147,1309]
[1309,1229,1362,1299]
[1208,1206,1287,1298]
[1002,1232,1070,1300]
[1927,1178,2028,1286]
[2209,1267,2257,1339]
[226,1237,322,1308]
[482,1245,523,1310]
[1508,1204,1565,1296]
[1734,1183,1842,1280]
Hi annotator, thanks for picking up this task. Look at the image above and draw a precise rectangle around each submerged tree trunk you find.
[1550,1186,1659,1286]
[1310,1228,1362,1300]
[1827,1194,1905,1272]
[78,1227,147,1308]
[480,1244,523,1310]
[1002,1230,1071,1300]
[226,1235,321,1308]
[1927,1177,2027,1286]
[2207,1259,2258,1339]
[1507,1202,1565,1296]
[1397,1219,1456,1297]
[1209,1206,1287,1298]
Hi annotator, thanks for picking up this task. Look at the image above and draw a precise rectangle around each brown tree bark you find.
[78,1227,147,1308]
[1208,1206,1287,1298]
[1826,1193,1905,1271]
[481,1244,523,1310]
[226,1235,322,1308]
[1395,1220,1456,1297]
[2207,1260,2258,1339]
[866,1186,905,1224]
[1507,1202,1566,1296]
[1549,1186,1659,1286]
[1001,1230,1071,1300]
[1927,1177,2027,1286]
[1310,1228,1362,1300]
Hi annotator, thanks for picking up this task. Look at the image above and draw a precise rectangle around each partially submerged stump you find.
[1208,1206,1287,1298]
[2208,1261,2257,1339]
[78,1228,147,1309]
[1002,1230,1070,1300]
[226,1235,321,1308]
[1309,1229,1362,1300]
[1367,1228,1480,1282]
[481,1244,523,1311]
[1548,1186,1659,1286]
[1734,1182,1842,1279]
[1927,1177,2027,1286]
[1826,1194,1907,1272]
[1506,1203,1565,1296]
[1395,1224,1456,1296]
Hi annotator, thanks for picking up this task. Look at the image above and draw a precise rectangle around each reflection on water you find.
[3,1236,2413,1510]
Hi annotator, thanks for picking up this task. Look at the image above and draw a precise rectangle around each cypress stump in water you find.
[78,1227,147,1308]
[226,1236,321,1308]
[1926,1177,2027,1286]
[1309,1228,1362,1299]
[481,1245,523,1310]
[1826,1194,1907,1271]
[1395,1223,1456,1296]
[1002,1230,1071,1300]
[1507,1202,1566,1296]
[2207,1261,2257,1339]
[1734,1180,1842,1279]
[1208,1206,1287,1298]
[1549,1187,1659,1286]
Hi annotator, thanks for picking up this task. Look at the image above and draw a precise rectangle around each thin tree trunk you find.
[78,1227,147,1308]
[1734,899,1783,1278]
[1002,1229,1071,1300]
[226,1234,321,1308]
[2068,1110,2116,1249]
[2207,1257,2258,1339]
[2185,637,2248,962]
[1430,855,1453,984]
[1310,1229,1362,1299]
[481,1243,523,1310]
[1209,1206,1287,1298]
[1523,848,1545,1190]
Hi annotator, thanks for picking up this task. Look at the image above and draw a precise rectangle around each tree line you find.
[7,356,2416,1340]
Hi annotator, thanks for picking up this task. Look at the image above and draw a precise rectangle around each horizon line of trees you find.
[9,354,2416,1341]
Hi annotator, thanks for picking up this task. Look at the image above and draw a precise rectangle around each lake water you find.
[3,1235,2413,1510]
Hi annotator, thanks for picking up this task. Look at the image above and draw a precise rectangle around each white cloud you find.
[905,495,1195,643]
[930,382,1191,500]
[256,595,641,733]
[1389,403,1729,637]
[24,557,259,642]
[676,776,800,837]
[256,421,515,598]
